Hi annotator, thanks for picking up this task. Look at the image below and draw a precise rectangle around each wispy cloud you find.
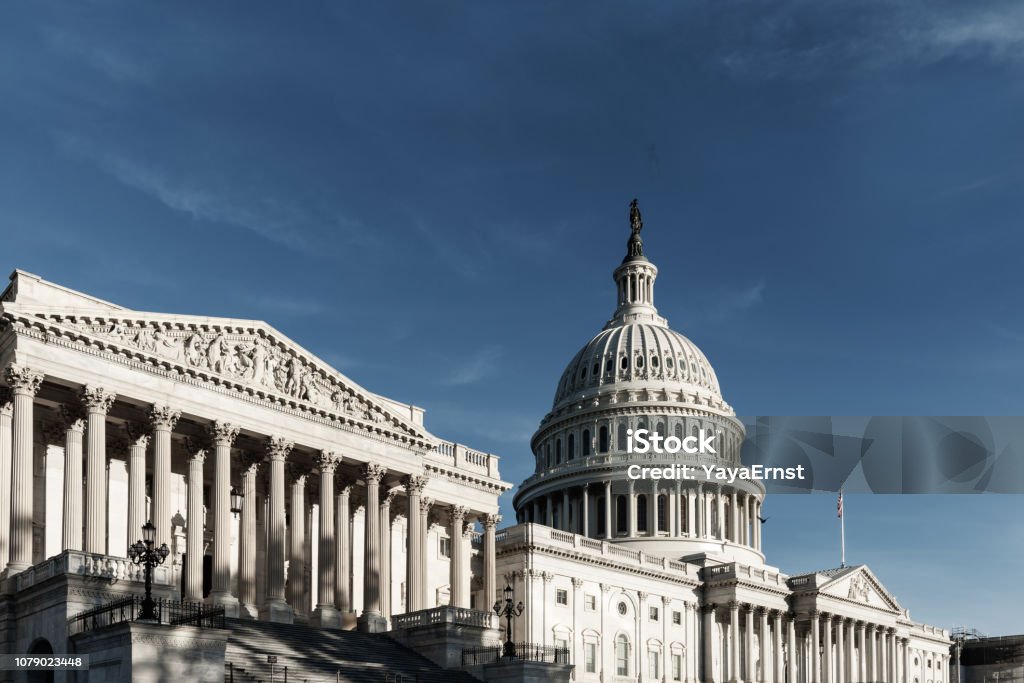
[53,133,375,257]
[441,345,503,386]
[43,28,152,85]
[715,1,1024,80]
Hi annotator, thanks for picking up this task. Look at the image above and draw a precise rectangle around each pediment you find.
[2,293,432,449]
[819,565,902,612]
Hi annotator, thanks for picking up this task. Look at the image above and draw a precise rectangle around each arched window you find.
[599,426,609,453]
[592,361,600,377]
[636,355,644,369]
[637,494,648,532]
[620,356,628,370]
[618,421,628,451]
[568,434,575,460]
[674,423,683,440]
[606,358,614,374]
[657,494,667,532]
[616,496,627,533]
[651,355,659,369]
[656,421,666,438]
[597,496,606,535]
[582,430,591,456]
[556,438,562,464]
[545,443,551,468]
[616,635,630,677]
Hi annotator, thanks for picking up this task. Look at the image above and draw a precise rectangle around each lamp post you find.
[493,583,524,659]
[127,520,170,621]
[230,487,243,515]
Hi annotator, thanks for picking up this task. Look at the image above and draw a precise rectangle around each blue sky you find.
[2,1,1023,633]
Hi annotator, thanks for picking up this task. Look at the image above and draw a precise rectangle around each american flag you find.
[837,489,844,518]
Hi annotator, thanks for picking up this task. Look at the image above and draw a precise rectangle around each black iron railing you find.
[68,596,226,635]
[461,642,570,666]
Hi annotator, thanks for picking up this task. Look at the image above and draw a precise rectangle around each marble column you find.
[379,490,395,618]
[61,409,87,552]
[810,612,821,683]
[238,452,261,619]
[649,480,658,536]
[287,464,308,617]
[82,386,115,554]
[745,605,755,683]
[149,405,180,549]
[311,450,340,627]
[729,602,741,683]
[729,491,738,542]
[823,614,833,683]
[754,499,762,550]
[889,630,898,683]
[483,512,500,609]
[185,442,207,602]
[716,486,726,540]
[703,605,716,683]
[762,608,773,683]
[335,483,353,613]
[866,625,876,683]
[260,436,293,623]
[419,497,432,607]
[0,388,12,572]
[404,475,426,612]
[845,620,855,683]
[836,618,845,683]
[603,480,613,539]
[123,422,149,553]
[5,366,43,574]
[449,505,467,607]
[901,639,910,683]
[775,611,785,683]
[581,484,589,536]
[857,623,867,683]
[206,421,240,612]
[358,462,387,632]
[787,614,797,683]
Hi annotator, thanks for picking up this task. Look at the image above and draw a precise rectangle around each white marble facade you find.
[0,269,509,649]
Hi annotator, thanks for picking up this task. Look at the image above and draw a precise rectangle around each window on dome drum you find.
[637,494,648,532]
[620,356,628,370]
[675,423,683,441]
[656,421,665,436]
[667,357,674,369]
[657,494,667,532]
[636,355,644,369]
[617,422,628,451]
[615,635,630,677]
[568,434,575,460]
[579,366,586,380]
[605,358,613,374]
[582,430,591,456]
[556,589,568,605]
[596,497,606,535]
[599,426,609,453]
[651,355,659,368]
[556,438,562,464]
[592,361,599,377]
[616,496,627,533]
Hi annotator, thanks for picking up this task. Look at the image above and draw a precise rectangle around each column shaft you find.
[311,451,340,626]
[449,505,467,607]
[730,603,740,683]
[260,436,293,623]
[62,415,87,551]
[0,391,11,570]
[603,481,613,539]
[5,367,42,573]
[336,486,353,612]
[810,614,821,683]
[150,405,180,549]
[288,468,308,616]
[83,387,115,554]
[404,476,425,611]
[379,493,393,617]
[239,455,260,617]
[774,612,785,683]
[185,447,206,602]
[745,608,755,683]
[125,425,149,552]
[210,422,240,609]
[483,513,499,610]
[360,463,386,627]
[581,485,589,536]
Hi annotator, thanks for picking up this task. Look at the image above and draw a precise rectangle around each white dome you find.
[552,322,722,410]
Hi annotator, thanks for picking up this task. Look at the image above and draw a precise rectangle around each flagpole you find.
[839,487,846,568]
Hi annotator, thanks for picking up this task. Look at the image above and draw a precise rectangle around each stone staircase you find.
[224,618,482,682]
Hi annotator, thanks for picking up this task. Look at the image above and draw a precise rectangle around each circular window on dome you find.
[617,601,628,615]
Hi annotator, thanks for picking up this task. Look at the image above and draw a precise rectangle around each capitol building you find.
[0,204,951,682]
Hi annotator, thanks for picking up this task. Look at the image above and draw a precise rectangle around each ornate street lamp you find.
[127,520,170,621]
[230,487,243,515]
[493,584,524,659]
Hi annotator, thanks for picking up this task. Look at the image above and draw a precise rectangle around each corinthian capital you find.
[5,365,44,396]
[266,435,293,461]
[362,462,386,483]
[149,404,181,430]
[239,450,262,475]
[403,474,428,495]
[81,385,116,413]
[483,513,501,529]
[450,504,468,522]
[315,450,340,473]
[208,420,240,447]
[123,421,150,448]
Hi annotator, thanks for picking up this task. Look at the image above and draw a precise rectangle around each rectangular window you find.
[649,606,659,621]
[649,651,660,679]
[616,639,629,676]
[585,594,596,611]
[585,642,597,673]
[439,537,451,559]
[555,637,569,662]
[673,610,682,625]
[556,589,568,605]
[672,653,682,681]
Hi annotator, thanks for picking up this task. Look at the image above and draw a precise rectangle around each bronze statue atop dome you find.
[629,198,643,234]
[626,198,645,259]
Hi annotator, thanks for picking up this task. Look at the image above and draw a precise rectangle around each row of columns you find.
[716,603,788,683]
[524,480,763,551]
[807,612,908,683]
[0,367,501,631]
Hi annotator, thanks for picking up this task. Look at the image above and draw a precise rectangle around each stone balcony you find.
[4,549,175,596]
